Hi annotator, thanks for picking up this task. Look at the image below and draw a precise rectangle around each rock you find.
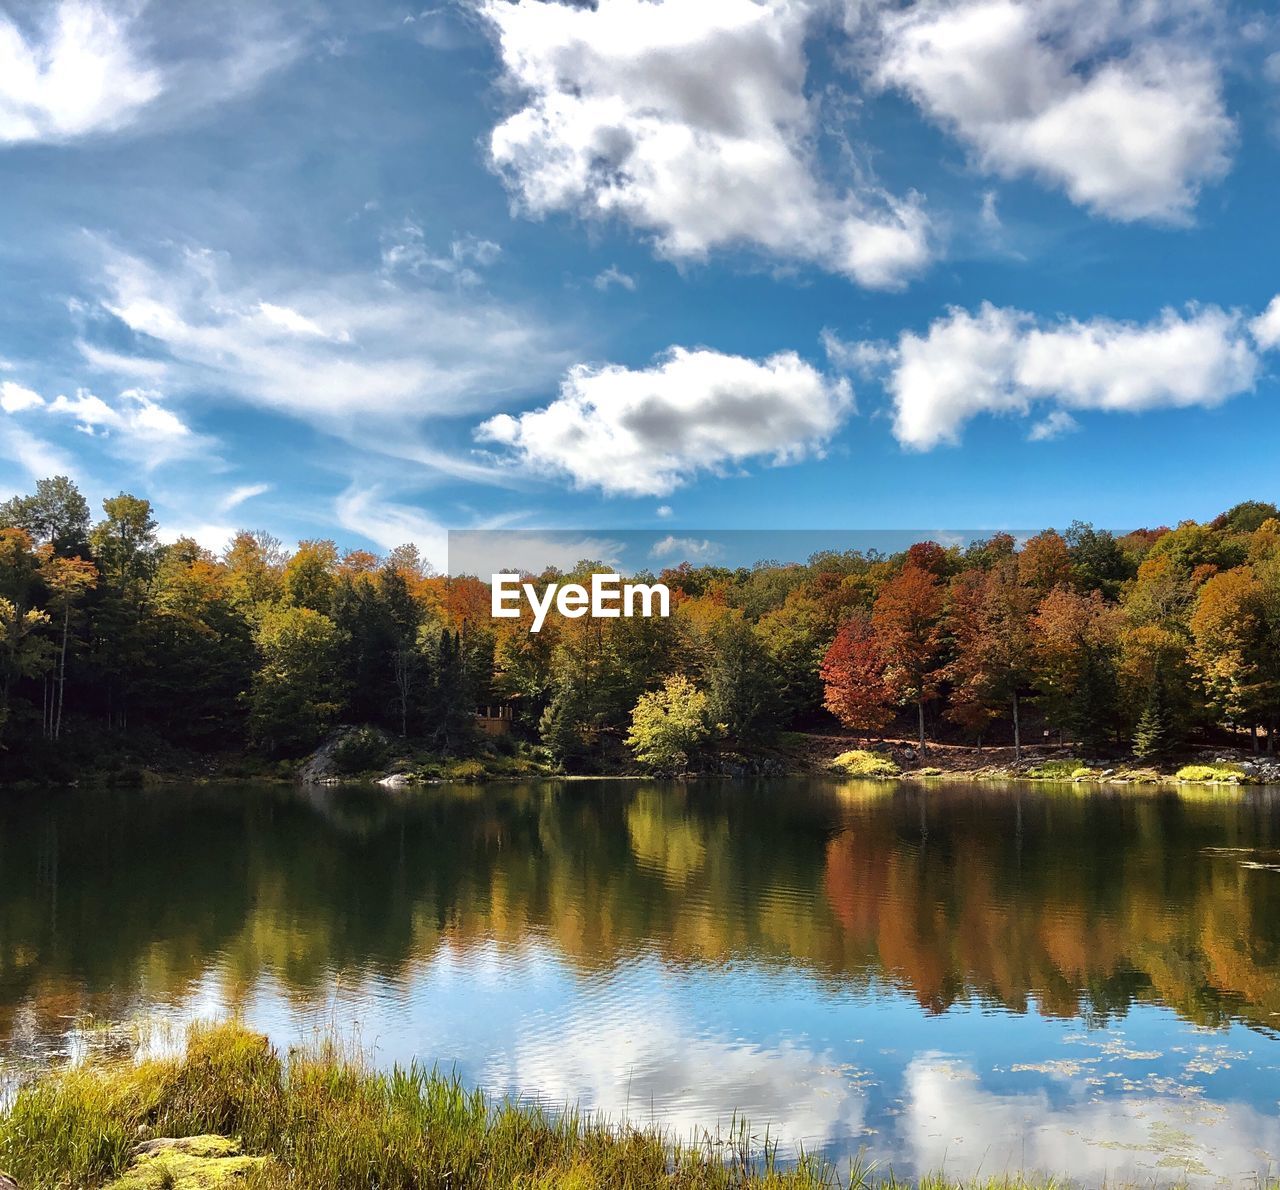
[0,1173,21,1190]
[377,772,412,788]
[297,724,390,784]
[106,1136,269,1188]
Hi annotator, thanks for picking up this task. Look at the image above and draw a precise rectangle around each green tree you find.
[0,476,91,555]
[703,616,780,741]
[1133,666,1177,763]
[626,674,711,775]
[249,606,344,754]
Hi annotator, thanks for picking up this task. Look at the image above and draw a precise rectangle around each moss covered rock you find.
[106,1137,268,1189]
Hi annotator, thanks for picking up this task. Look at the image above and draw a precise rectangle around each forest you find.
[1,474,1278,781]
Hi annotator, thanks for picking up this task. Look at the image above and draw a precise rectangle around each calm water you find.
[3,778,1280,1183]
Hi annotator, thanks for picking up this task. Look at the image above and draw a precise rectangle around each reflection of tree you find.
[821,785,1280,1027]
[1,782,1278,1043]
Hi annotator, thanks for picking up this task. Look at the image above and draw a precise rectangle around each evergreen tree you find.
[1133,666,1177,763]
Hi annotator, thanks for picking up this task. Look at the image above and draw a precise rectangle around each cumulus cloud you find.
[0,381,45,413]
[0,0,303,146]
[84,243,567,429]
[873,0,1234,223]
[1249,294,1280,350]
[480,0,931,289]
[0,1,161,143]
[858,300,1262,449]
[477,346,852,497]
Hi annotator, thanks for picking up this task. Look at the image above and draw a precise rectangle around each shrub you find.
[444,758,488,782]
[830,749,900,778]
[330,728,390,776]
[1026,759,1082,780]
[1071,766,1101,779]
[1176,763,1248,783]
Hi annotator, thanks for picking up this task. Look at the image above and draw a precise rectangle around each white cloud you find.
[0,0,303,146]
[46,386,207,467]
[334,485,449,568]
[593,265,637,292]
[477,346,852,497]
[481,0,931,289]
[1027,409,1078,441]
[87,243,567,430]
[874,0,1234,223]
[873,300,1261,449]
[0,1,161,143]
[0,381,45,413]
[655,504,674,519]
[217,482,271,514]
[1249,294,1280,350]
[650,535,724,561]
[381,223,502,285]
[0,422,78,482]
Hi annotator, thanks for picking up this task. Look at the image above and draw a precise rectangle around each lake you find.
[2,778,1279,1183]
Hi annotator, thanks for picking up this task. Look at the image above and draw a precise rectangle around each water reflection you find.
[2,779,1279,1182]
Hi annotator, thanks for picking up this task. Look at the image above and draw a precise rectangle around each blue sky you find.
[1,0,1278,567]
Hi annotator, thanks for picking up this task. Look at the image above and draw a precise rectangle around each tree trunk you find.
[55,602,69,741]
[1012,689,1021,762]
[917,699,926,754]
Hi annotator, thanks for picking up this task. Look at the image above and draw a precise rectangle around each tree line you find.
[1,475,1277,777]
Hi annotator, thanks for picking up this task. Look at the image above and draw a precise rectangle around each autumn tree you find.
[945,560,1036,757]
[39,552,99,740]
[820,613,892,737]
[872,560,945,751]
[1032,586,1120,752]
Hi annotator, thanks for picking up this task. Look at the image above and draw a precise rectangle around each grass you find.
[0,1022,842,1189]
[829,750,901,779]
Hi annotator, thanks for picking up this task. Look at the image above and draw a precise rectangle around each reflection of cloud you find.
[480,968,868,1153]
[899,1053,1280,1183]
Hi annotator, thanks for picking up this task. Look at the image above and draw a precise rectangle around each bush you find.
[830,749,900,778]
[330,728,390,776]
[444,758,488,782]
[1071,766,1101,779]
[1176,763,1248,783]
[1026,759,1082,780]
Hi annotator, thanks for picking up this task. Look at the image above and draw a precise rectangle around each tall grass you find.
[0,1022,838,1188]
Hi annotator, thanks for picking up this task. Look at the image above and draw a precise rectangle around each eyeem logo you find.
[491,573,670,633]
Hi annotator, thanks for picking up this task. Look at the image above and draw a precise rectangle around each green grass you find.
[0,1022,839,1189]
[1175,762,1249,783]
[829,750,901,779]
